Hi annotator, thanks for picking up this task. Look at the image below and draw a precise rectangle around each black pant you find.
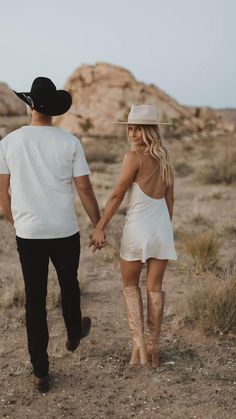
[16,232,82,378]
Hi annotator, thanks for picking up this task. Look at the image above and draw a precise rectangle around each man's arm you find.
[73,175,100,227]
[0,174,14,225]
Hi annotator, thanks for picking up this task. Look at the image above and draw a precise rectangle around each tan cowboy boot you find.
[147,290,165,368]
[123,286,148,366]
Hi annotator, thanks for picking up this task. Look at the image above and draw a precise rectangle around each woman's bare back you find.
[133,150,167,199]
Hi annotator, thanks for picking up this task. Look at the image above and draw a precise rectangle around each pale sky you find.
[0,0,235,109]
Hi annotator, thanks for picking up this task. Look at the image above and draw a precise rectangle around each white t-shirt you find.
[0,126,91,239]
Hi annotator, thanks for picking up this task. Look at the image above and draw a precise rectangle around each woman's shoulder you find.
[123,150,140,168]
[123,150,140,161]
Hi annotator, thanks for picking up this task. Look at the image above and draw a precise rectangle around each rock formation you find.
[0,64,236,140]
[56,63,236,138]
[0,83,28,138]
[56,63,192,138]
[0,83,26,116]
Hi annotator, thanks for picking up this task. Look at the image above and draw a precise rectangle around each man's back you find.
[0,126,90,238]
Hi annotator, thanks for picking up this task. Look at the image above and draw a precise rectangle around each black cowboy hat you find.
[13,77,72,116]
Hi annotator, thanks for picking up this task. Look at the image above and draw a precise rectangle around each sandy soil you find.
[0,135,236,418]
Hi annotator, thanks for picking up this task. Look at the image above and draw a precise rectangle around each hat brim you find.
[13,91,33,107]
[13,90,72,116]
[114,121,171,125]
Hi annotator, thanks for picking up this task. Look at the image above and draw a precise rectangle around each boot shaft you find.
[147,290,165,341]
[123,285,147,365]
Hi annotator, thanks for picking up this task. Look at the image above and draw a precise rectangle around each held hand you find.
[89,227,106,251]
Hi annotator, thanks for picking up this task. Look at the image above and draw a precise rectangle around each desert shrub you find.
[184,231,220,272]
[85,148,117,163]
[197,157,236,185]
[119,100,126,109]
[84,140,118,164]
[186,272,236,335]
[173,226,182,241]
[0,282,25,308]
[171,117,181,129]
[191,213,211,226]
[210,191,222,200]
[183,142,194,152]
[79,118,93,133]
[224,225,236,238]
[174,161,193,177]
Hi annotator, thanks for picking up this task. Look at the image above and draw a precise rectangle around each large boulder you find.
[0,83,26,116]
[0,83,28,138]
[55,63,193,138]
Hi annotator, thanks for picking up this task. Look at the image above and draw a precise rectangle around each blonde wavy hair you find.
[128,125,173,185]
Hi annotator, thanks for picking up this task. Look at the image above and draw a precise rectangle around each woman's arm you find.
[91,151,138,246]
[164,181,174,220]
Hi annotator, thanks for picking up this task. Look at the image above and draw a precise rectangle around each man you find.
[0,77,100,392]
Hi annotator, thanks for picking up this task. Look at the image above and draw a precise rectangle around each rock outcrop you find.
[56,63,236,138]
[0,83,28,138]
[1,64,236,140]
[0,83,26,116]
[56,63,193,138]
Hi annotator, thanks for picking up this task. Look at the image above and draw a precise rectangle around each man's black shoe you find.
[66,316,91,352]
[34,374,49,393]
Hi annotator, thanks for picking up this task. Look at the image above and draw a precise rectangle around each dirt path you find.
[0,218,235,418]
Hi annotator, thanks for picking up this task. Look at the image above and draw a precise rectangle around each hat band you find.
[127,118,158,125]
[22,94,34,108]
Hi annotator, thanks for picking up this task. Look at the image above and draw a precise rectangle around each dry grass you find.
[184,230,220,272]
[186,271,236,335]
[47,277,61,310]
[97,219,123,266]
[197,154,236,185]
[0,281,25,308]
[0,274,89,309]
[0,276,62,310]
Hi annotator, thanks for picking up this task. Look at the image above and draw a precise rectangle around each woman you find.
[91,104,177,368]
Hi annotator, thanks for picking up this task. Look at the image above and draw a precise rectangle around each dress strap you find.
[133,149,142,182]
[138,163,159,184]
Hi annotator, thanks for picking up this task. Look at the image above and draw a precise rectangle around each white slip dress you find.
[120,153,177,263]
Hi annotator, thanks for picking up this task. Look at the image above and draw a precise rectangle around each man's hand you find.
[89,227,107,252]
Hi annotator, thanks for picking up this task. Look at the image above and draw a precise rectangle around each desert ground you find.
[0,131,235,418]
